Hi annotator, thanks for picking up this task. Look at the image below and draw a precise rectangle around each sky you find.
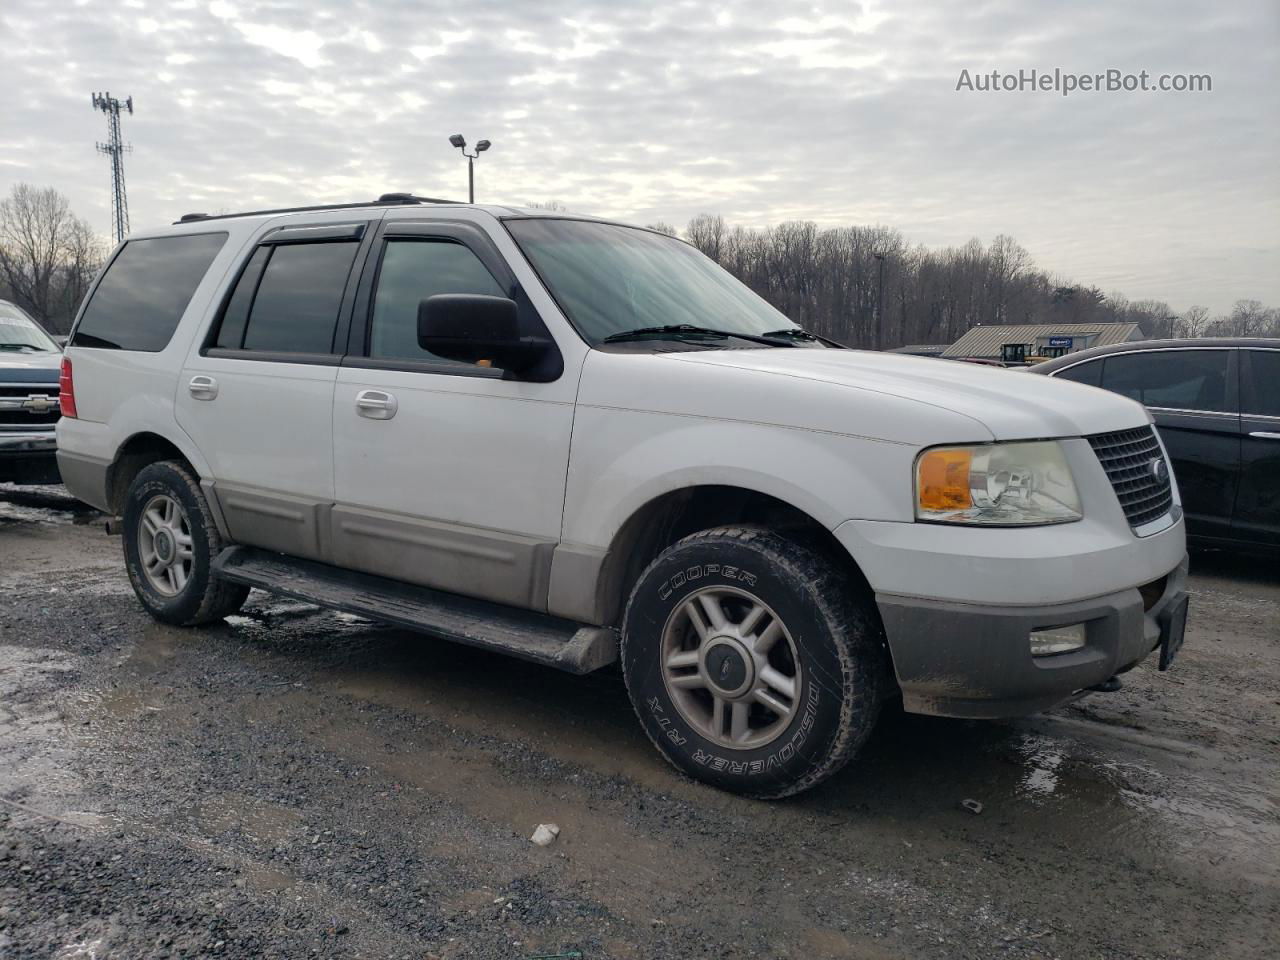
[0,0,1276,314]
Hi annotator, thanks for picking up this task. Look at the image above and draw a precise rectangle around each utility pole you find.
[91,92,133,243]
[873,252,886,351]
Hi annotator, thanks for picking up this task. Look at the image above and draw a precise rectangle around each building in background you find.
[942,322,1144,364]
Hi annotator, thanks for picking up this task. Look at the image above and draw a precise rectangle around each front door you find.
[330,220,578,611]
[177,218,373,560]
[1234,347,1280,549]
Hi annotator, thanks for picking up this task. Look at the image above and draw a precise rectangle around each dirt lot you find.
[1,484,1277,959]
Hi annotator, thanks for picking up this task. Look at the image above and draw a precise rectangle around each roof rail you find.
[173,192,459,225]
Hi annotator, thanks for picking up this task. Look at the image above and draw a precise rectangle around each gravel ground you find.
[1,483,1277,959]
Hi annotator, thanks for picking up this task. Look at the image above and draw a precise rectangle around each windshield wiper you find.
[0,343,45,353]
[602,324,791,347]
[760,327,845,347]
[760,328,818,341]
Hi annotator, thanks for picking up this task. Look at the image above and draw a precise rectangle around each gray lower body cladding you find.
[877,554,1189,718]
[54,450,109,507]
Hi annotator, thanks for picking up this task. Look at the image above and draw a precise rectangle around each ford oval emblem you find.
[1149,458,1169,483]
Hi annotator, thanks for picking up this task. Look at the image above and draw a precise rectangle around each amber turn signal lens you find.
[917,448,973,511]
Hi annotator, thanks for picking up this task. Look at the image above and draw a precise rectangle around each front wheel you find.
[622,526,887,799]
[122,460,248,626]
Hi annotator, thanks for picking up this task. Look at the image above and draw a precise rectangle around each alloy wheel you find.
[660,585,803,750]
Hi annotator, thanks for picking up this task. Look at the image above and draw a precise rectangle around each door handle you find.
[1249,431,1280,440]
[355,389,398,420]
[188,375,218,400]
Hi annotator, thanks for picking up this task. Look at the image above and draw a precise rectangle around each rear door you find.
[1097,347,1241,543]
[1234,347,1280,549]
[176,219,375,560]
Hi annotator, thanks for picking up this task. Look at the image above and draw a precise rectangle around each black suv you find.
[1030,338,1280,554]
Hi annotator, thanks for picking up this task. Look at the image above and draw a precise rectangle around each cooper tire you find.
[122,460,248,626]
[621,526,886,799]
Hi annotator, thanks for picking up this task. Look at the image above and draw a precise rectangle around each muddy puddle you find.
[0,484,99,526]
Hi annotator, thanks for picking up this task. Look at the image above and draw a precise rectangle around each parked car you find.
[57,195,1188,798]
[0,299,63,484]
[1030,338,1279,555]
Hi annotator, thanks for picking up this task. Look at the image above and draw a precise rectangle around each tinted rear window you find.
[72,233,227,351]
[237,242,358,354]
[1245,350,1280,417]
[1054,359,1102,387]
[214,245,271,350]
[1101,350,1231,412]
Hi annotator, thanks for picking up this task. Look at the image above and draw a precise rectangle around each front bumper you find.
[0,430,60,483]
[876,554,1189,718]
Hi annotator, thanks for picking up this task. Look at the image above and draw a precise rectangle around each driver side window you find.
[368,239,505,363]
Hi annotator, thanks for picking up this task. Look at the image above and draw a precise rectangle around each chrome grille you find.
[1087,426,1173,529]
[0,385,60,426]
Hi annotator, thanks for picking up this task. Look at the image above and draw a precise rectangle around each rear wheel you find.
[622,526,887,799]
[122,460,248,625]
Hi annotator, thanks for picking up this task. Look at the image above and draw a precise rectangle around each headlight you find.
[915,441,1081,526]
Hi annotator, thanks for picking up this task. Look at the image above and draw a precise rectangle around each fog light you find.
[1030,623,1087,656]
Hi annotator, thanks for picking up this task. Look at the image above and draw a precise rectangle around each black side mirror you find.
[417,294,553,376]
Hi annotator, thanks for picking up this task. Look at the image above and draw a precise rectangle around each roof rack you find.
[175,192,459,225]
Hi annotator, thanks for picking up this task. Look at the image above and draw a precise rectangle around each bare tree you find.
[686,214,727,261]
[0,184,104,331]
[1178,305,1211,338]
[676,213,1276,350]
[0,185,72,323]
[59,217,109,329]
[1225,299,1278,337]
[987,235,1032,325]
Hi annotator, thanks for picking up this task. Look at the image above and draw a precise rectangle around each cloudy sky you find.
[1,0,1276,313]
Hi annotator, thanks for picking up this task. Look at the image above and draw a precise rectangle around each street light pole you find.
[1163,315,1179,338]
[449,134,491,203]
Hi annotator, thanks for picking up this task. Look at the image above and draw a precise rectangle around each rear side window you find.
[1054,359,1102,387]
[369,239,505,362]
[217,241,358,354]
[1245,350,1280,416]
[1101,350,1231,413]
[214,246,270,350]
[72,233,227,351]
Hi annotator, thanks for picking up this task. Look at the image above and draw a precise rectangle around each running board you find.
[212,546,618,674]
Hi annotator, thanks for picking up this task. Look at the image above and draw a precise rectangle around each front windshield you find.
[505,218,798,344]
[0,305,58,352]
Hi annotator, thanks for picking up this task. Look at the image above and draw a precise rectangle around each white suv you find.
[56,195,1189,798]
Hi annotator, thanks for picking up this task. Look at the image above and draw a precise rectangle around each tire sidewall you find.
[122,463,218,624]
[623,534,853,797]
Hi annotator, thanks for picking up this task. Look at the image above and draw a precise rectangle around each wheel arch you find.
[106,431,205,516]
[555,483,876,627]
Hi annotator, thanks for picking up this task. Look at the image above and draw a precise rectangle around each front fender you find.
[561,406,916,549]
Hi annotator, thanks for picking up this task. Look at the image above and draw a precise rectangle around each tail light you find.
[58,356,77,419]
